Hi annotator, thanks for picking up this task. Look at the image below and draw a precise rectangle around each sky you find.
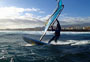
[0,0,90,29]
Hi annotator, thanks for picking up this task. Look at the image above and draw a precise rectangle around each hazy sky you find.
[0,0,90,29]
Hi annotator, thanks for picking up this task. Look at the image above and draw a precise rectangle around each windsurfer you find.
[48,19,61,44]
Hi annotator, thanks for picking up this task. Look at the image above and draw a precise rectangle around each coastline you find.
[0,29,90,32]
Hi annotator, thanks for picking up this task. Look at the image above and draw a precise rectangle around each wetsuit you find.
[48,19,61,44]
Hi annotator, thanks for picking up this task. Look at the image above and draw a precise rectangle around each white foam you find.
[0,56,6,60]
[25,44,33,46]
[10,58,14,62]
[50,40,90,45]
[61,32,90,34]
[71,40,90,45]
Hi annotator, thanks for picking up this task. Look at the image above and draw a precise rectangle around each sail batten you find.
[40,0,64,41]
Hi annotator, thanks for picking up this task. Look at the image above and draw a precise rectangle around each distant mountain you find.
[61,23,90,28]
[0,23,90,31]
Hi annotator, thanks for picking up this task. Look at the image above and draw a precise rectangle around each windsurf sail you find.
[40,0,64,41]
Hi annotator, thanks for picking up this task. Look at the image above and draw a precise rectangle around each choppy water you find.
[0,31,90,62]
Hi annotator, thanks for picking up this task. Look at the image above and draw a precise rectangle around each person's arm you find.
[56,19,61,30]
[56,19,60,25]
[51,26,55,31]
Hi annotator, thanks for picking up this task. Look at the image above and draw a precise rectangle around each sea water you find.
[0,31,90,62]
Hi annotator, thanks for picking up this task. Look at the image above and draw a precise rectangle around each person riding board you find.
[48,19,61,44]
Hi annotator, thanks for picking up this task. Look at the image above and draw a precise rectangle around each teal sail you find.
[40,0,64,41]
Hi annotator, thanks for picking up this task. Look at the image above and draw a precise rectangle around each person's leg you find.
[55,36,59,43]
[48,36,55,44]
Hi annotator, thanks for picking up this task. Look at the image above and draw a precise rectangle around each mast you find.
[40,0,64,41]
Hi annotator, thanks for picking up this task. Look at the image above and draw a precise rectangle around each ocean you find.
[0,31,90,62]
